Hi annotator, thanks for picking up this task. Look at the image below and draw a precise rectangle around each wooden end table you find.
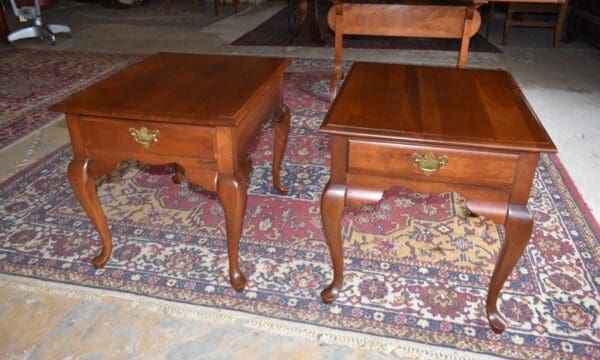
[50,53,291,292]
[319,62,557,333]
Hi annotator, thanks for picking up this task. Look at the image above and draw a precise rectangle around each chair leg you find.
[554,1,568,47]
[502,10,512,45]
[46,23,71,36]
[7,26,42,44]
[41,25,56,45]
[486,2,495,39]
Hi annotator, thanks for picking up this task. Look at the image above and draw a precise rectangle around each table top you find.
[50,53,290,126]
[321,62,556,153]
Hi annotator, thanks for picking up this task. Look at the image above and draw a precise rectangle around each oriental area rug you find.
[0,49,141,150]
[0,59,599,359]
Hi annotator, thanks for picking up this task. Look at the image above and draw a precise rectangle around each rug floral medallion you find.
[0,49,142,150]
[0,59,599,359]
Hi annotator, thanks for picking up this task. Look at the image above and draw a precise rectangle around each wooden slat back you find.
[327,4,481,39]
[326,2,483,102]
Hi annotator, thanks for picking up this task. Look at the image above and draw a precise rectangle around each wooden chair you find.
[501,0,569,47]
[327,1,482,101]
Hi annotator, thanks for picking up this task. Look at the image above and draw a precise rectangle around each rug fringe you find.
[0,274,498,360]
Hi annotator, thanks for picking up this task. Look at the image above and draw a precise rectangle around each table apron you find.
[345,173,511,224]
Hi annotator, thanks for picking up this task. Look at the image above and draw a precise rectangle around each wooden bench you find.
[327,1,482,100]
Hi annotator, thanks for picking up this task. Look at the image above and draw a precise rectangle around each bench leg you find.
[555,2,568,47]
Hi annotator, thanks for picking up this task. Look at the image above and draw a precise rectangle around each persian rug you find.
[231,4,501,53]
[1,59,598,359]
[0,48,142,150]
[41,0,244,28]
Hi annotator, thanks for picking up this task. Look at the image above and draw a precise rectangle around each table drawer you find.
[347,140,519,188]
[77,116,216,160]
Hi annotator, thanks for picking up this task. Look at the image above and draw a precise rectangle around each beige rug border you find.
[0,116,64,182]
[0,273,501,360]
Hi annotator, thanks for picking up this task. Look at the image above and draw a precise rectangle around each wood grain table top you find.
[50,53,290,127]
[321,62,557,153]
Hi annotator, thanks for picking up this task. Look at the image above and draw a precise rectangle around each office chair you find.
[7,0,70,45]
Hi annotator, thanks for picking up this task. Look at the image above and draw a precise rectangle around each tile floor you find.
[1,2,598,358]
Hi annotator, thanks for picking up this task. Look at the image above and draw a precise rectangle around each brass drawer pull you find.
[411,152,449,176]
[129,127,159,149]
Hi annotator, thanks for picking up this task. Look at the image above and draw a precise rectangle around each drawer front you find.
[77,116,216,160]
[348,140,519,188]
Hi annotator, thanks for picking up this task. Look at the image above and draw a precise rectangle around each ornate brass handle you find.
[411,152,449,176]
[129,127,159,149]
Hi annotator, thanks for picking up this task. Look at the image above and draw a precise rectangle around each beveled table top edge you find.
[322,61,558,154]
[319,124,558,153]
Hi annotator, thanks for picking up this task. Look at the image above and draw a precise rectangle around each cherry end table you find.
[51,53,291,292]
[319,62,557,333]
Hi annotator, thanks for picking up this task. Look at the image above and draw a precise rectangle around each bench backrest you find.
[328,2,481,67]
[327,3,480,40]
[326,2,481,101]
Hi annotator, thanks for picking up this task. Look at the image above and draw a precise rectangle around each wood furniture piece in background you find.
[500,0,569,47]
[319,62,557,333]
[567,0,600,48]
[326,1,482,101]
[292,0,324,43]
[50,53,291,292]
